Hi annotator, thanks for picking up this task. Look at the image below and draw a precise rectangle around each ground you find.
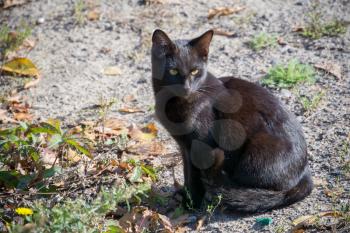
[1,0,350,232]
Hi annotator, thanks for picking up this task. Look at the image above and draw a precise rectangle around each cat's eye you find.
[191,69,199,76]
[169,69,178,76]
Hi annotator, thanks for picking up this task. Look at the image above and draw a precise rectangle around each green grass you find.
[299,90,325,113]
[262,60,316,88]
[8,183,151,233]
[301,9,347,39]
[0,23,32,60]
[249,32,277,51]
[74,0,86,25]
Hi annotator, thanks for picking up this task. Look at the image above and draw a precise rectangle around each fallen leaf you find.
[314,62,342,79]
[119,206,173,233]
[313,177,327,187]
[195,215,207,231]
[127,141,166,156]
[119,107,144,113]
[277,37,287,45]
[103,66,122,76]
[3,0,28,8]
[213,28,235,37]
[13,112,33,121]
[292,26,304,32]
[122,94,136,103]
[1,57,39,77]
[95,118,129,136]
[208,6,245,20]
[292,211,341,226]
[87,9,101,21]
[128,123,156,141]
[67,148,82,163]
[24,75,42,89]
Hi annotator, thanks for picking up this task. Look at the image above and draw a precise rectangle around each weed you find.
[301,4,347,39]
[74,0,86,25]
[274,225,286,233]
[0,120,91,190]
[206,194,222,221]
[249,32,277,51]
[340,140,350,176]
[0,23,31,61]
[8,182,151,232]
[299,90,325,113]
[262,59,315,88]
[97,96,117,144]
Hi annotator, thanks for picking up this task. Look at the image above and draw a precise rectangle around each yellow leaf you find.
[1,58,39,77]
[103,66,122,76]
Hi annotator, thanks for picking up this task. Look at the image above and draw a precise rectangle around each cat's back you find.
[218,76,284,115]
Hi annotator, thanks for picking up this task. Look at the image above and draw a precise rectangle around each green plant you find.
[262,59,315,88]
[301,5,347,39]
[274,225,286,233]
[249,32,277,51]
[299,90,325,112]
[0,23,31,61]
[0,120,91,190]
[206,194,222,221]
[7,182,151,233]
[74,0,86,25]
[97,96,117,144]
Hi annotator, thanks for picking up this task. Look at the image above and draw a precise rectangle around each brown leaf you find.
[292,211,341,230]
[87,9,101,21]
[213,28,235,37]
[119,107,144,113]
[24,75,42,89]
[127,141,166,156]
[208,6,245,20]
[119,206,174,233]
[95,118,129,136]
[3,0,28,8]
[122,94,136,103]
[314,62,342,79]
[195,215,207,231]
[103,66,122,76]
[67,148,82,163]
[13,112,33,121]
[277,37,287,45]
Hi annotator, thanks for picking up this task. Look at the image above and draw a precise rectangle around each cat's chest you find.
[156,95,213,139]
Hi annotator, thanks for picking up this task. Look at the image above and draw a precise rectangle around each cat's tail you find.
[212,173,313,213]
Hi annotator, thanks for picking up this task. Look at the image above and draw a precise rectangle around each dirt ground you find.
[1,0,350,232]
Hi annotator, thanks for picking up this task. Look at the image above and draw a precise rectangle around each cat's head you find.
[151,30,214,96]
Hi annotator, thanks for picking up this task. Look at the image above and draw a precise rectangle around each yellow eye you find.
[169,69,178,76]
[191,69,199,76]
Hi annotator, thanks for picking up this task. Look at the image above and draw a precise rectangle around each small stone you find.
[105,22,113,31]
[280,89,292,99]
[37,17,45,24]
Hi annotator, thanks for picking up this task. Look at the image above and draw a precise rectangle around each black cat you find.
[151,29,313,213]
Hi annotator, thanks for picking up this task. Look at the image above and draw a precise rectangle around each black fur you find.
[151,30,313,213]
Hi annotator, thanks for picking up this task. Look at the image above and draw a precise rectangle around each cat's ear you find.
[152,29,176,56]
[189,30,214,59]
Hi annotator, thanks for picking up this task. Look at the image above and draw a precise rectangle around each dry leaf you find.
[3,0,28,8]
[87,9,101,21]
[127,141,166,156]
[195,215,207,231]
[1,58,39,77]
[67,148,82,163]
[13,112,33,121]
[313,177,327,187]
[128,123,157,141]
[208,6,245,20]
[213,28,235,37]
[122,94,136,103]
[103,66,122,76]
[292,211,341,227]
[95,118,129,136]
[277,37,287,45]
[119,107,144,113]
[41,149,57,167]
[24,75,41,89]
[314,62,342,79]
[119,206,173,233]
